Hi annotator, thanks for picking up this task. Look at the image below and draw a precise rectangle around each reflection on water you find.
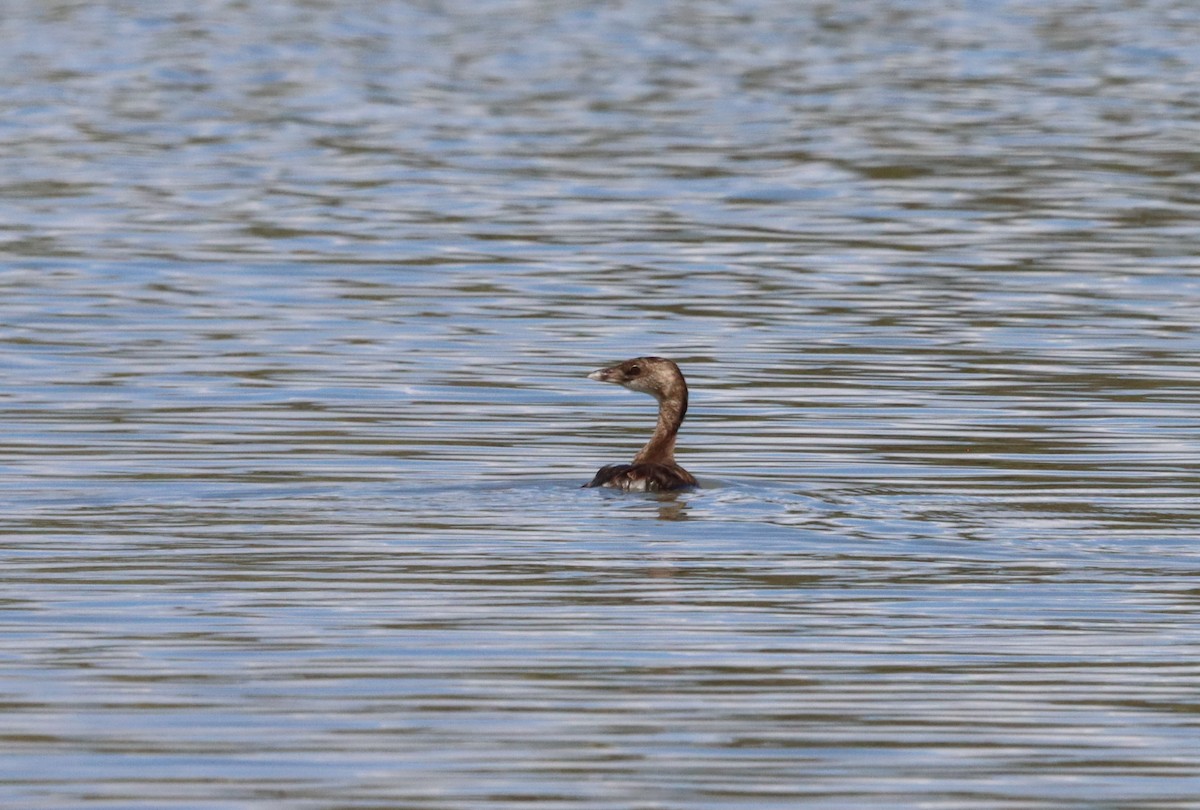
[2,0,1200,807]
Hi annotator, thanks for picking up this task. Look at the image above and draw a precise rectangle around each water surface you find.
[2,1,1199,807]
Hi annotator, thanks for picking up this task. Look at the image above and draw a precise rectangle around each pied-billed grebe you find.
[583,356,698,492]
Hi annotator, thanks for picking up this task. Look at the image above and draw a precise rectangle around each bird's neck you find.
[633,389,687,465]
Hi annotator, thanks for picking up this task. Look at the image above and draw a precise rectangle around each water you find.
[2,1,1200,807]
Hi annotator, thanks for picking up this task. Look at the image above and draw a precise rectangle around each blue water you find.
[2,1,1199,807]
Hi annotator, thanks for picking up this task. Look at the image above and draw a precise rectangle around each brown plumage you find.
[583,357,698,492]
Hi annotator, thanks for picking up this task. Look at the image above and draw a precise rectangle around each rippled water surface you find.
[3,1,1200,807]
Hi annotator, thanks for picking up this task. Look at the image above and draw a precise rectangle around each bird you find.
[583,356,698,492]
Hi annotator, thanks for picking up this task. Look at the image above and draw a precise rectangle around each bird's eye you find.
[627,365,641,376]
